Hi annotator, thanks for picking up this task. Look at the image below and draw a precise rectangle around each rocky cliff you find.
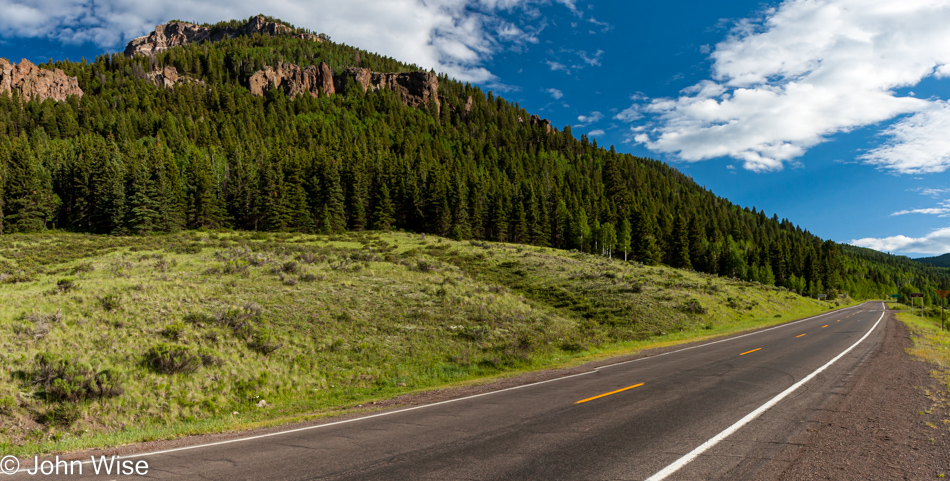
[143,66,203,89]
[249,63,439,112]
[0,58,83,102]
[249,62,335,98]
[125,16,302,57]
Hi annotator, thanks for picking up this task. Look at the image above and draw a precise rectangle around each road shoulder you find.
[771,313,949,480]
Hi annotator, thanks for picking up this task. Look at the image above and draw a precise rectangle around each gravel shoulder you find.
[770,312,949,480]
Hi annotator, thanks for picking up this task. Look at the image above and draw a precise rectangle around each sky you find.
[1,0,950,257]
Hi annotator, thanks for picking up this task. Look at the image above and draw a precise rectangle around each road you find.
[9,302,887,480]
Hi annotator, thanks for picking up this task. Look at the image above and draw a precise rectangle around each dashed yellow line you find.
[796,333,806,338]
[740,348,762,356]
[822,325,829,328]
[576,383,644,404]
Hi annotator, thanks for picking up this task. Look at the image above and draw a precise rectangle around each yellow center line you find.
[822,325,829,328]
[740,348,762,356]
[837,319,841,322]
[796,333,806,338]
[575,383,644,404]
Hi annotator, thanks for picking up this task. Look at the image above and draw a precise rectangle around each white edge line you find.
[644,302,886,481]
[14,302,870,471]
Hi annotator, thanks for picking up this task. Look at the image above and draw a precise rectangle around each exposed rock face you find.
[249,61,335,98]
[0,58,83,102]
[249,63,439,113]
[125,21,211,57]
[336,67,439,112]
[530,114,553,134]
[143,66,203,89]
[125,16,299,57]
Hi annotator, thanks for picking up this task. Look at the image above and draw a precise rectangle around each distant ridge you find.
[914,253,950,268]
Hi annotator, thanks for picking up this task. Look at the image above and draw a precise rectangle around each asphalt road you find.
[9,302,887,480]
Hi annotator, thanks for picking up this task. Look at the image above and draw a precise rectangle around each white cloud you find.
[860,101,950,174]
[852,227,950,255]
[891,198,950,217]
[546,60,569,73]
[546,87,563,99]
[0,0,572,84]
[624,0,950,173]
[575,111,603,127]
[588,129,605,136]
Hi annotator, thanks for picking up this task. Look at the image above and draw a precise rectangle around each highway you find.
[11,302,887,480]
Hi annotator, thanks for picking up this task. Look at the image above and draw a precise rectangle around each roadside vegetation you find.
[0,230,844,455]
[890,302,950,434]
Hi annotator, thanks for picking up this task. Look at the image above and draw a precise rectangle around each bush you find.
[161,320,188,341]
[37,403,83,427]
[0,395,16,416]
[99,294,121,311]
[55,278,77,293]
[248,330,282,355]
[681,298,707,314]
[144,343,202,374]
[31,353,123,402]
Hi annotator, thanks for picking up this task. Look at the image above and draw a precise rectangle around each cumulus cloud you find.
[852,227,950,255]
[588,129,605,137]
[575,111,603,127]
[546,87,563,99]
[0,0,573,83]
[623,0,950,173]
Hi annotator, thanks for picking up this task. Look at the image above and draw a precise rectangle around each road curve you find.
[11,302,888,480]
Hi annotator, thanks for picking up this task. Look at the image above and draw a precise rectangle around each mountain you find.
[0,15,947,301]
[915,253,950,268]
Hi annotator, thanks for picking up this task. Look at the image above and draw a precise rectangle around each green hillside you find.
[1,15,947,301]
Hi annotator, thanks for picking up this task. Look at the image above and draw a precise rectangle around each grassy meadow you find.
[0,230,842,455]
[891,303,950,433]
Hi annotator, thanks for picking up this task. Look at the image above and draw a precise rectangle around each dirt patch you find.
[773,315,950,480]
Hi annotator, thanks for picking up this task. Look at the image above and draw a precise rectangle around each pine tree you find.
[670,214,691,269]
[372,183,395,231]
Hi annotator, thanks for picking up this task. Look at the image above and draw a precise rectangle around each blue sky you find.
[2,0,950,256]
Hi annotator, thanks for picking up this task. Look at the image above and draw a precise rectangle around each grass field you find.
[0,230,844,455]
[891,303,950,433]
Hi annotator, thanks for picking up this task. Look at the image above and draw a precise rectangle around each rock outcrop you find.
[249,62,335,98]
[125,16,300,57]
[335,68,439,111]
[249,63,439,113]
[125,21,212,57]
[0,58,83,102]
[143,66,203,89]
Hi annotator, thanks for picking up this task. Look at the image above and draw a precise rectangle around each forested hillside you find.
[915,253,950,268]
[1,15,948,302]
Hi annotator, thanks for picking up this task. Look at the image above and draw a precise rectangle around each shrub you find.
[161,320,188,341]
[55,278,77,293]
[99,294,121,311]
[144,343,202,374]
[299,272,321,282]
[37,403,83,427]
[681,298,707,314]
[248,330,282,355]
[0,396,16,416]
[31,353,123,402]
[280,261,299,274]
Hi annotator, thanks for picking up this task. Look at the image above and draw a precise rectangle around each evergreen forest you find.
[1,16,948,305]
